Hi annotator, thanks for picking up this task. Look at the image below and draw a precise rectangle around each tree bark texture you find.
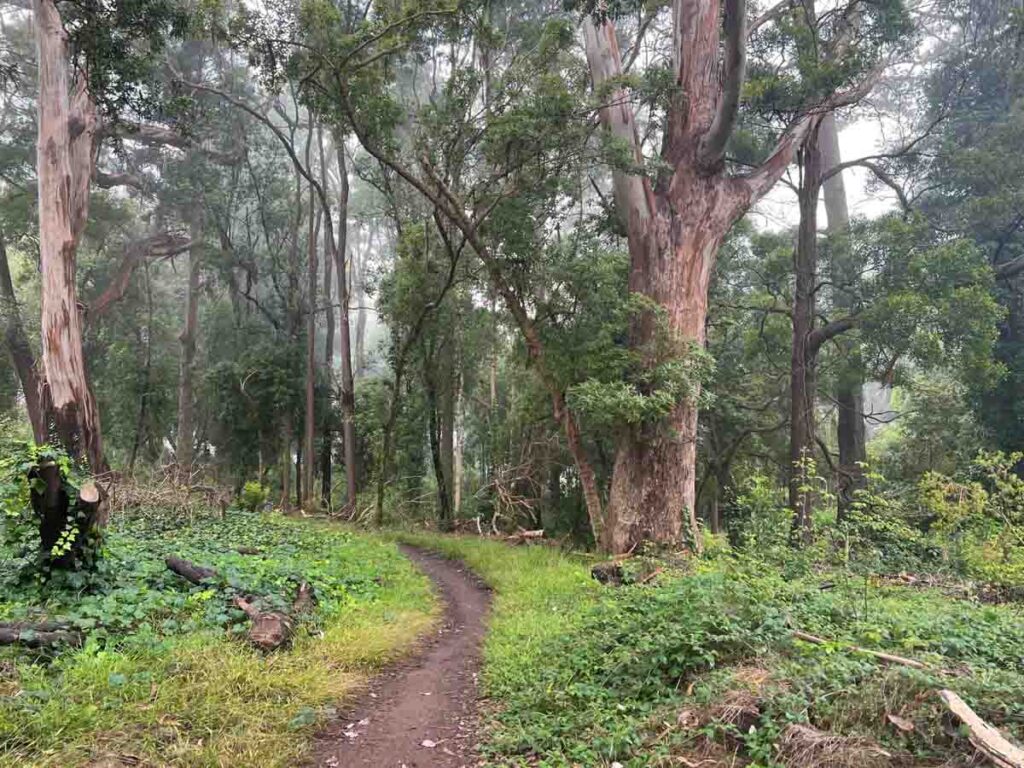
[582,6,826,553]
[33,0,105,473]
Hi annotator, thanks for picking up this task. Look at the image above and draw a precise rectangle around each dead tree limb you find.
[939,690,1024,768]
[0,621,82,647]
[165,556,219,584]
[792,629,930,670]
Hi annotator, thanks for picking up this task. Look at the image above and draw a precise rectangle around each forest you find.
[2,0,1024,765]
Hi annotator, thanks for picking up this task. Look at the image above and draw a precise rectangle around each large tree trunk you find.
[601,190,730,553]
[439,338,455,519]
[790,131,823,542]
[0,230,46,442]
[353,237,368,377]
[820,114,866,519]
[582,9,815,554]
[334,139,358,515]
[175,219,202,471]
[279,416,292,510]
[33,0,105,474]
[453,359,464,515]
[424,353,452,529]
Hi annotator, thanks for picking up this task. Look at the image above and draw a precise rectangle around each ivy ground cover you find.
[0,510,435,767]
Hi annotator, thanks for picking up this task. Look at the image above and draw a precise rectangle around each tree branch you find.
[93,169,144,190]
[807,316,858,353]
[700,0,747,169]
[88,234,194,321]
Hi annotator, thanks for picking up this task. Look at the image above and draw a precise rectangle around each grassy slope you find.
[0,514,436,768]
[399,533,1024,768]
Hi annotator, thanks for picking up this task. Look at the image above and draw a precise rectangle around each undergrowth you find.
[400,533,1024,767]
[0,510,436,767]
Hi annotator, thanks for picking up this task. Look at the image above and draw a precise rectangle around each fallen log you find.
[505,529,544,545]
[165,557,314,651]
[0,621,82,648]
[233,582,315,651]
[165,556,219,584]
[939,690,1024,768]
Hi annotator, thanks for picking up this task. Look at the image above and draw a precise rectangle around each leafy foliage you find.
[0,510,434,766]
[0,443,97,585]
[402,532,1024,767]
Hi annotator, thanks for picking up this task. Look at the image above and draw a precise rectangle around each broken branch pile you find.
[165,555,314,651]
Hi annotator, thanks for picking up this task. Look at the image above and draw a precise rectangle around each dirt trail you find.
[312,545,490,768]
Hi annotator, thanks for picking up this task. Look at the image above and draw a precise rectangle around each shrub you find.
[238,481,269,513]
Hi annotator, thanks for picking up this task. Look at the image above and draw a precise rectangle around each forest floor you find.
[0,511,438,768]
[311,546,489,768]
[4,512,1024,767]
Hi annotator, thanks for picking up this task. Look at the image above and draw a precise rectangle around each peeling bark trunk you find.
[820,114,865,519]
[602,184,731,553]
[175,219,202,471]
[582,11,811,554]
[0,230,46,442]
[33,0,105,474]
[790,131,823,542]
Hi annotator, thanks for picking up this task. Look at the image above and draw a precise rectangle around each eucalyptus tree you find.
[30,0,188,475]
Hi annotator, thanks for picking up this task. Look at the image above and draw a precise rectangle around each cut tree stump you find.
[233,582,315,651]
[591,561,624,586]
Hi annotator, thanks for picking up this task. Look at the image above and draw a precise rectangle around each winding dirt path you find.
[312,545,490,768]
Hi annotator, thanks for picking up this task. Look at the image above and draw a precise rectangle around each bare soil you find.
[311,545,490,768]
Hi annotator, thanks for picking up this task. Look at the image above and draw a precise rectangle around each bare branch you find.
[700,0,747,169]
[89,234,194,321]
[748,0,793,37]
[93,169,143,190]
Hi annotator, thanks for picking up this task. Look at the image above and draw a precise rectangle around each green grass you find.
[398,533,1024,767]
[0,512,437,767]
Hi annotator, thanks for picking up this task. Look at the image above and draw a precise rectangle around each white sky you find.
[750,119,898,232]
